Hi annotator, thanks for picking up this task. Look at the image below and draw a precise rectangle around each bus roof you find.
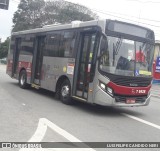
[11,19,154,37]
[11,19,102,36]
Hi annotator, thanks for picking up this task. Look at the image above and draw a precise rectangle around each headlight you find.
[99,81,113,96]
[107,87,113,94]
[99,82,106,90]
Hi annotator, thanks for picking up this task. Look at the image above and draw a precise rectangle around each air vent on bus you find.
[71,21,82,27]
[115,95,147,103]
[106,73,152,87]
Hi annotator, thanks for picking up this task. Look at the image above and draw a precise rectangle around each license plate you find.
[126,98,136,104]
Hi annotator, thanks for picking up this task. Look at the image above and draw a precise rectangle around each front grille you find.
[112,77,151,87]
[104,72,152,87]
[115,95,147,103]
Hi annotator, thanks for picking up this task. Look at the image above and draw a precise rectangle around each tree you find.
[43,0,98,25]
[13,0,45,32]
[12,0,98,32]
[0,37,10,59]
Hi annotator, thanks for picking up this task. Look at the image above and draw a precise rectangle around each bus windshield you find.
[99,36,154,77]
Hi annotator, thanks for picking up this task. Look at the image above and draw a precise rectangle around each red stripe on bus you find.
[6,59,13,72]
[107,81,151,96]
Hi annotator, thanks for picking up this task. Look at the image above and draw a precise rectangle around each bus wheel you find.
[19,70,29,89]
[60,79,73,105]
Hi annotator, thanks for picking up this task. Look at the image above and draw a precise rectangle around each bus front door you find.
[74,32,96,100]
[32,36,45,85]
[12,38,21,77]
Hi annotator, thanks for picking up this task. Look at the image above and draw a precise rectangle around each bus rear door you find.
[31,35,46,85]
[12,38,21,77]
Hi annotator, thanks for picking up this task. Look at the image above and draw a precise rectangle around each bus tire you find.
[55,84,60,99]
[60,79,73,105]
[19,70,29,89]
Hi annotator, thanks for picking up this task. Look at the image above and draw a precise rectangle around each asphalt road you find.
[0,64,160,151]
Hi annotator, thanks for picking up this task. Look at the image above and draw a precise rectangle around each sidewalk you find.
[151,84,160,98]
[0,64,6,71]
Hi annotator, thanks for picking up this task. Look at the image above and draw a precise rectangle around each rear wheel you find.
[19,70,29,89]
[60,79,73,105]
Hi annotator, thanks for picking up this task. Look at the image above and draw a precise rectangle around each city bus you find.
[6,19,155,106]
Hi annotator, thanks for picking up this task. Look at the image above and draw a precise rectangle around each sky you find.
[0,0,160,42]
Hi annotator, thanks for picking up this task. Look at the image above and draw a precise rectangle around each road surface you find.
[0,64,160,151]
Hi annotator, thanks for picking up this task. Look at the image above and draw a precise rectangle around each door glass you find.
[77,35,89,92]
[35,36,45,80]
[76,33,96,98]
[87,35,96,81]
[13,38,21,75]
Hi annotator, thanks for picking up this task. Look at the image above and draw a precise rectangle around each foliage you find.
[12,0,98,32]
[13,0,45,32]
[0,37,10,59]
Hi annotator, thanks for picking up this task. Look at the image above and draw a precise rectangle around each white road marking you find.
[19,118,95,151]
[122,113,160,130]
[28,118,48,142]
[41,118,83,142]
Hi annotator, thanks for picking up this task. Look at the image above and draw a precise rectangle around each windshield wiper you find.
[113,38,122,66]
[115,38,122,55]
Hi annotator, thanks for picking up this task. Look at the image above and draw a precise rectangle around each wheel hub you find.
[61,85,69,97]
[20,74,25,85]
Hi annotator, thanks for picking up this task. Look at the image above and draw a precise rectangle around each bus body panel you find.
[93,70,151,106]
[40,57,75,92]
[6,53,13,77]
[18,55,33,83]
[94,87,151,107]
[92,65,113,106]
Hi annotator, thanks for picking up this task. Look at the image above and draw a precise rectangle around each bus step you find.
[34,79,40,84]
[31,83,40,89]
[72,96,87,102]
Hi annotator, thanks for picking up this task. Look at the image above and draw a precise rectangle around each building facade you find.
[153,40,160,83]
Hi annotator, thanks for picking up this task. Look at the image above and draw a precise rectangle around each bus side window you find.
[44,31,76,58]
[10,36,16,55]
[62,31,76,57]
[100,36,109,66]
[20,35,35,55]
[45,32,61,57]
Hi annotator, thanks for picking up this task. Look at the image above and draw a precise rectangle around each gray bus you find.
[6,19,155,106]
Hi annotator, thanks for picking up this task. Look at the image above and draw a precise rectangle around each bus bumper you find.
[94,87,151,107]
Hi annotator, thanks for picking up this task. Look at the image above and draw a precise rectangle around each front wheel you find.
[19,70,29,89]
[60,79,73,105]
